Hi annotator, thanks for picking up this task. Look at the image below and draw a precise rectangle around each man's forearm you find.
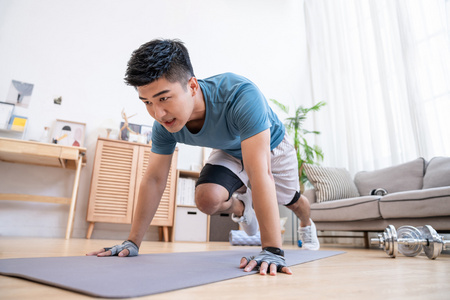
[250,174,282,249]
[127,178,165,247]
[241,129,283,250]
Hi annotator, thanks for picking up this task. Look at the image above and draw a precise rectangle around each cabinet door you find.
[87,140,139,224]
[135,147,178,227]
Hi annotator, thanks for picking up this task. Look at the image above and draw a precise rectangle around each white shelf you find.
[173,169,211,242]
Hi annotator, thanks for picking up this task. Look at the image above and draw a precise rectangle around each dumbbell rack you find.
[371,225,450,260]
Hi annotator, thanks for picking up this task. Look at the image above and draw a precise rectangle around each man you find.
[87,39,319,276]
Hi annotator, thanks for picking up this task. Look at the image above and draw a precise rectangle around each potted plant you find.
[270,99,326,192]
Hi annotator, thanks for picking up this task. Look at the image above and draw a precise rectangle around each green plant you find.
[270,99,326,191]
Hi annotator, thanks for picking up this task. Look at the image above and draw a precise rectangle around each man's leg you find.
[194,151,259,236]
[285,193,311,227]
[194,181,244,216]
[283,193,319,250]
[271,134,319,250]
[195,180,258,236]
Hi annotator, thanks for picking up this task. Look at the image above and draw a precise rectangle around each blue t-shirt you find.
[151,73,285,160]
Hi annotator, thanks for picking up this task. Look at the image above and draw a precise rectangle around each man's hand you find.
[86,240,139,257]
[239,249,293,276]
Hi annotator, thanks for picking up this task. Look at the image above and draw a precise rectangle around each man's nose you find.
[153,105,167,120]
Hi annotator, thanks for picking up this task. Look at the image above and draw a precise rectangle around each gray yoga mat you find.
[0,249,344,298]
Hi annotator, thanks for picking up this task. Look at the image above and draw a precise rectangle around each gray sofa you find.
[303,157,450,246]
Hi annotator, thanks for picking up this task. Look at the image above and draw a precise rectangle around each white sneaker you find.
[231,189,259,236]
[298,219,320,250]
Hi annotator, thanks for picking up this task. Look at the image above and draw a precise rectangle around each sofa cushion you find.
[423,157,450,189]
[304,164,360,203]
[310,196,381,222]
[379,186,450,219]
[303,189,316,205]
[354,158,425,196]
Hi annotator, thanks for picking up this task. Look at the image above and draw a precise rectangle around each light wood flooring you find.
[1,237,449,300]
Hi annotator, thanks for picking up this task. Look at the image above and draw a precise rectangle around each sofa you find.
[303,157,450,246]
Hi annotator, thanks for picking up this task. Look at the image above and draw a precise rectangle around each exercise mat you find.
[0,249,344,298]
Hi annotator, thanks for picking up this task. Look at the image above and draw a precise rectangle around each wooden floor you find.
[1,237,449,300]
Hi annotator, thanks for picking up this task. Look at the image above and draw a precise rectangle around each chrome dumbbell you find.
[371,225,449,260]
[371,225,398,258]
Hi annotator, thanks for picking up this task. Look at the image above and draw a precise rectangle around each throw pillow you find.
[354,158,425,195]
[303,164,360,203]
[423,156,450,189]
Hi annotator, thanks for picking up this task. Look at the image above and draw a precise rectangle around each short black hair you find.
[124,39,195,88]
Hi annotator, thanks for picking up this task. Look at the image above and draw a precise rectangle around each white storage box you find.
[174,206,207,242]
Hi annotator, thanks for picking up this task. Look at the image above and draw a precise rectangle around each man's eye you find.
[160,97,169,102]
[144,101,152,105]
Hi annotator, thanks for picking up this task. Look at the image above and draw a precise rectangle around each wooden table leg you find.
[158,227,163,241]
[163,226,169,242]
[86,222,95,239]
[65,155,83,239]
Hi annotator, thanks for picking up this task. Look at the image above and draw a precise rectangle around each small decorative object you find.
[51,119,86,147]
[105,128,119,140]
[40,126,50,143]
[0,101,15,129]
[8,115,28,132]
[128,131,139,143]
[136,134,147,144]
[140,124,152,144]
[53,96,62,105]
[120,122,141,141]
[119,109,140,141]
[98,118,119,140]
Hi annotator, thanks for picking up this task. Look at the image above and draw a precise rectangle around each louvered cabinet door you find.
[87,140,139,224]
[135,146,178,227]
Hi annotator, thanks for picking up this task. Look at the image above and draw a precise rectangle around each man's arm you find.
[87,151,173,257]
[127,151,173,247]
[240,129,292,275]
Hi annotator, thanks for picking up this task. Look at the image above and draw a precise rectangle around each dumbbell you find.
[370,225,450,259]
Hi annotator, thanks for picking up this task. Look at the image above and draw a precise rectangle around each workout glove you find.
[244,249,287,272]
[104,240,139,256]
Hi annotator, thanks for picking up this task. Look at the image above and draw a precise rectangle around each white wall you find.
[0,0,311,241]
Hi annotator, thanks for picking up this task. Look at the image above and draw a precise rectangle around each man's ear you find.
[188,77,199,96]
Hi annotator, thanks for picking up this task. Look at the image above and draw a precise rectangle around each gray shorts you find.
[202,133,300,205]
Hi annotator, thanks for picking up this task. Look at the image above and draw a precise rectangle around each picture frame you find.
[120,122,141,142]
[140,124,152,144]
[51,119,86,147]
[6,80,34,108]
[0,101,15,129]
[8,115,28,132]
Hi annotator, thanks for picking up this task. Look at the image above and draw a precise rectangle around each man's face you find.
[137,77,195,133]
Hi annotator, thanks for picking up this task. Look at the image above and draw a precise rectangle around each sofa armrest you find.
[303,189,316,204]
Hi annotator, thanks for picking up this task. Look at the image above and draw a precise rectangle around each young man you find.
[87,39,319,275]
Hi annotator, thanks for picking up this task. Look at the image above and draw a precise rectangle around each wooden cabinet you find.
[86,138,178,241]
